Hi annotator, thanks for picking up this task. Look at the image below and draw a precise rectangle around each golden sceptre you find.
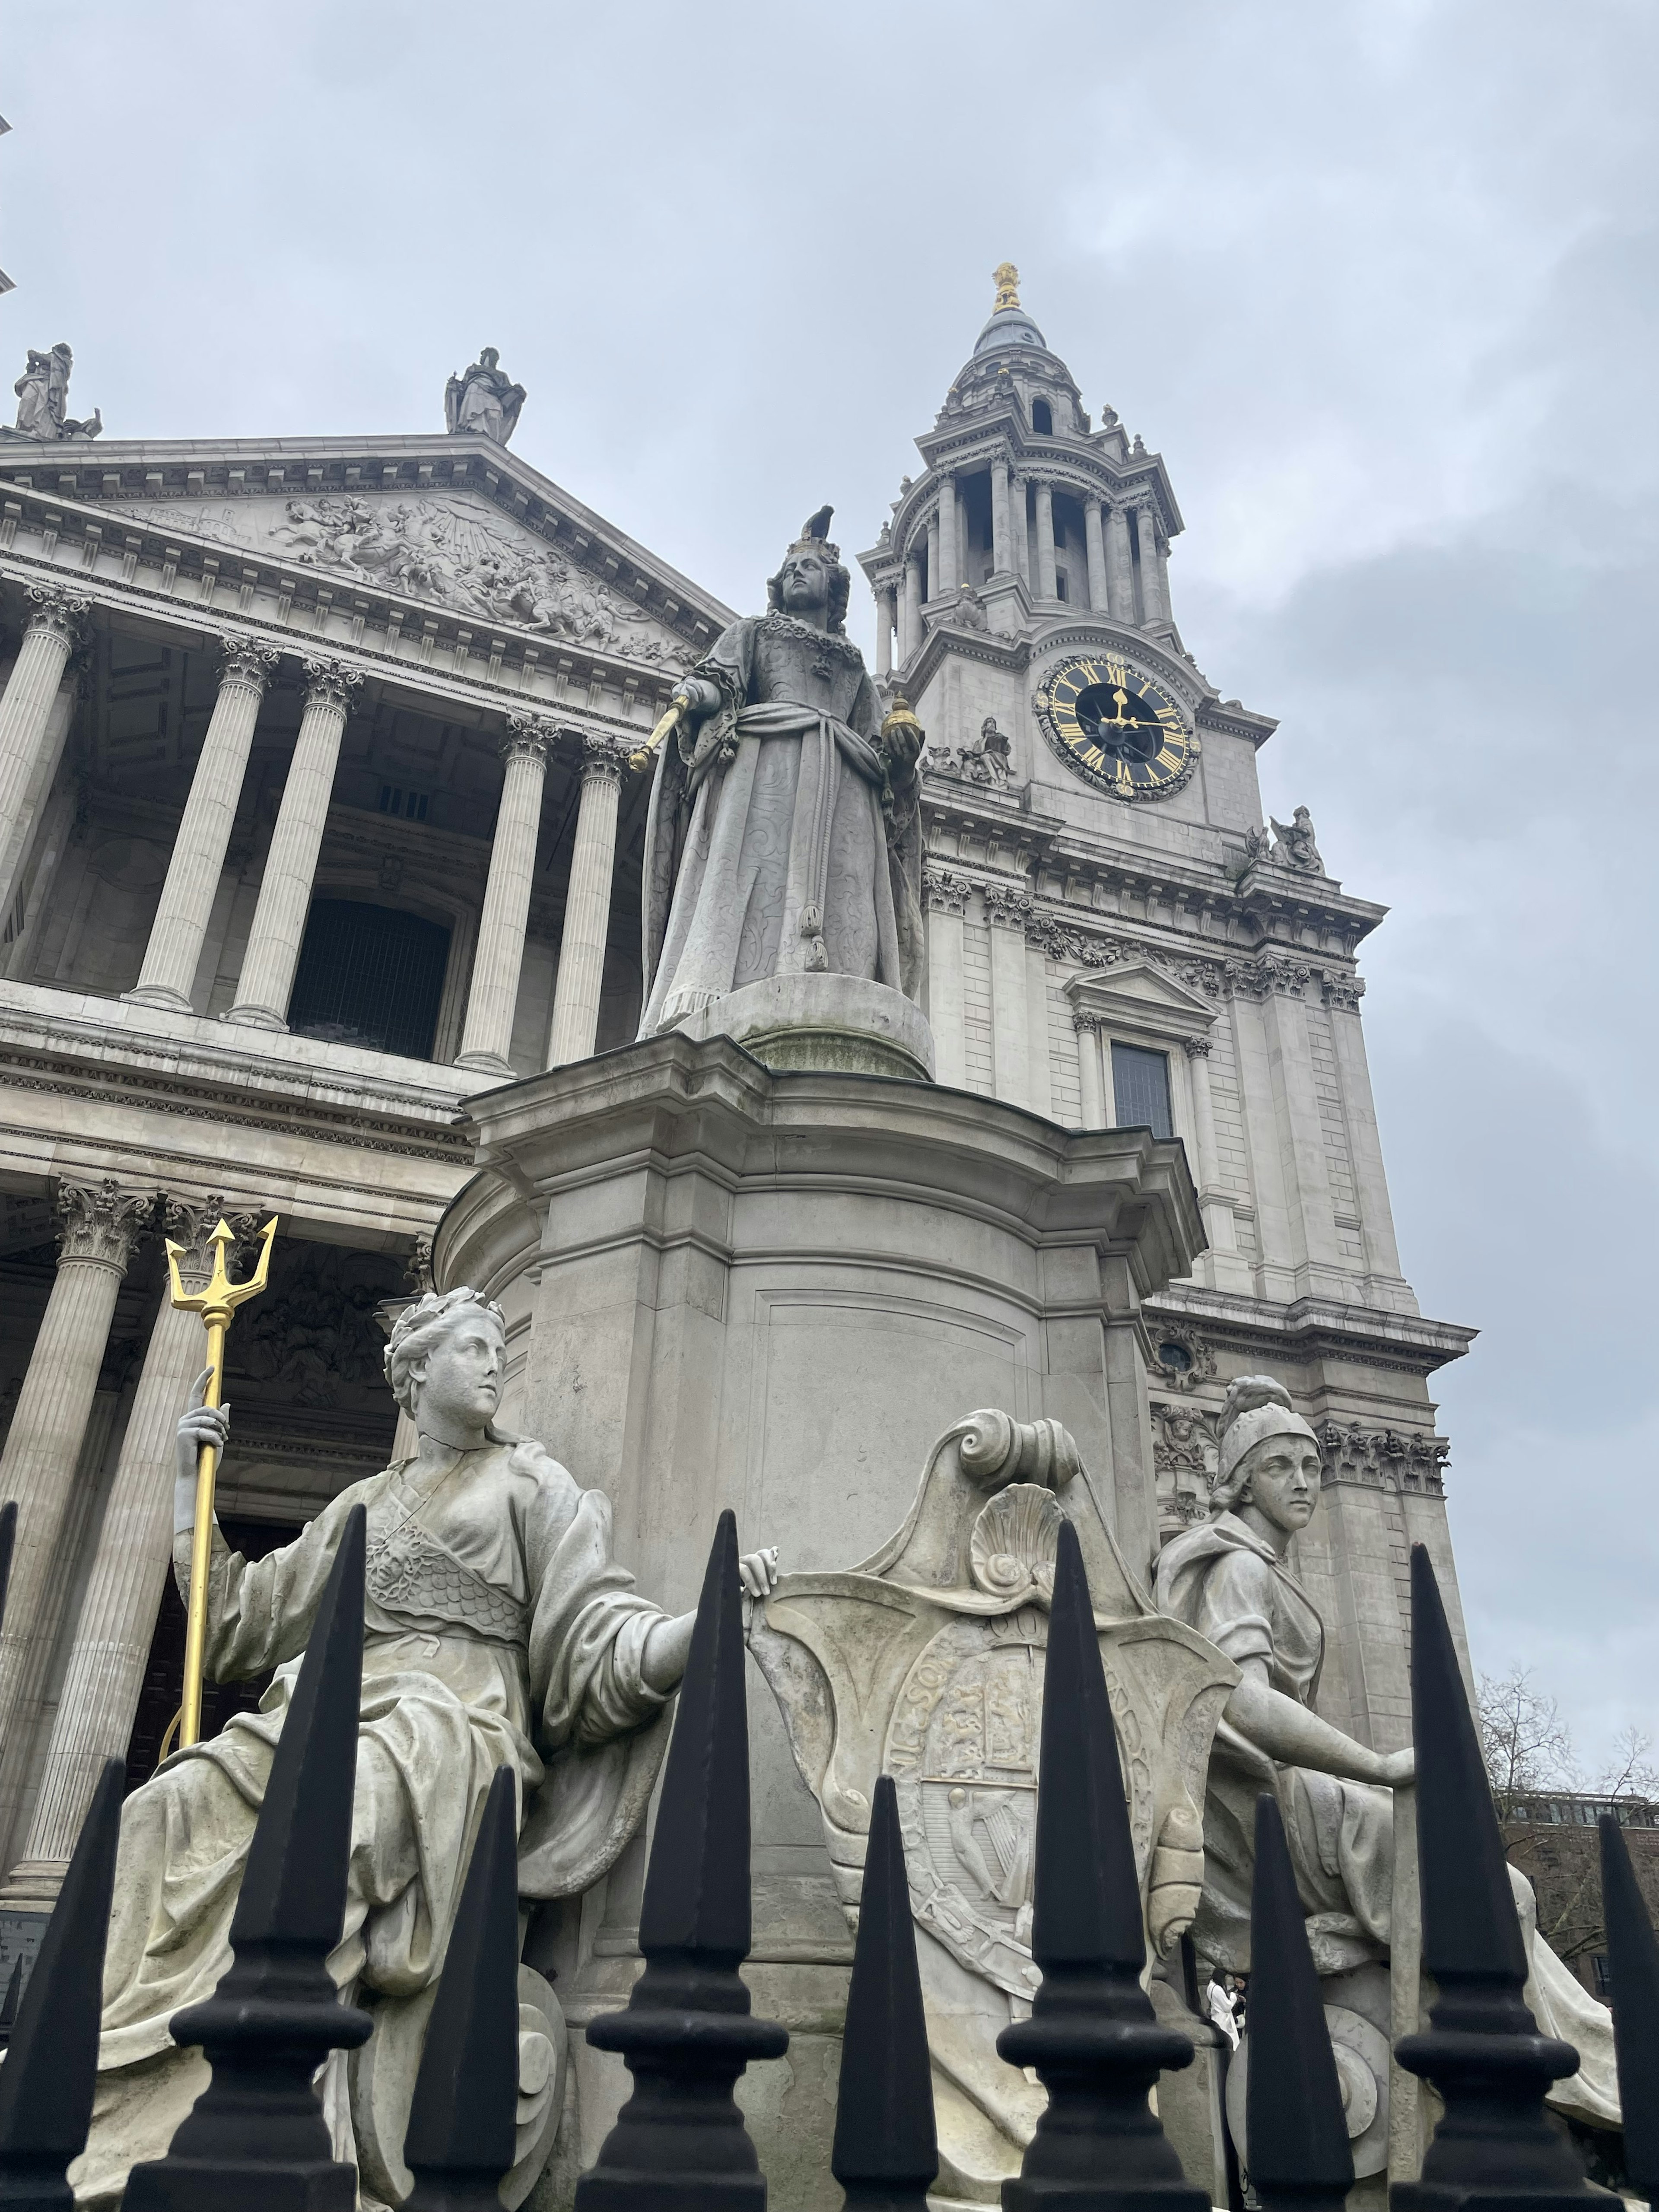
[164,1215,277,1752]
[628,690,692,774]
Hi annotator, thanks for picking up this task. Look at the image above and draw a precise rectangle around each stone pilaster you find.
[1,1196,226,1905]
[1135,505,1164,625]
[1073,1010,1105,1128]
[455,714,553,1075]
[922,865,971,1089]
[902,556,922,661]
[225,659,362,1031]
[0,588,87,896]
[0,1179,150,1848]
[1084,499,1108,612]
[1105,506,1135,622]
[124,638,280,1014]
[1009,476,1030,584]
[1034,482,1058,600]
[547,733,630,1068]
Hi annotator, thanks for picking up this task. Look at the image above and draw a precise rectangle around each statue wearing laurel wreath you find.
[72,1288,780,2210]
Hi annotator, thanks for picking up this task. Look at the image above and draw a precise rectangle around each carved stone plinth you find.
[667,971,936,1081]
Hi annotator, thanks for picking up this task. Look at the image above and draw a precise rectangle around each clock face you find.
[1035,653,1198,800]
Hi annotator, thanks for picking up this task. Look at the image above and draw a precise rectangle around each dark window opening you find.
[288,898,451,1059]
[378,784,429,823]
[1055,570,1069,602]
[1031,398,1053,435]
[1158,1340,1193,1374]
[1111,1042,1174,1139]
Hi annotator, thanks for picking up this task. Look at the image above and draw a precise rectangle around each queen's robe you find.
[70,1437,672,2208]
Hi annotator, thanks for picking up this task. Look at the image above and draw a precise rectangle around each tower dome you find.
[972,264,1049,357]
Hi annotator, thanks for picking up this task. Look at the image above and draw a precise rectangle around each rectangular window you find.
[1110,1042,1173,1139]
[378,784,429,823]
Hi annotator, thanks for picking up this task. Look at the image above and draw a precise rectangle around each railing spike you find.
[402,1764,522,2212]
[997,1516,1207,2212]
[1245,1792,1352,2212]
[0,1755,124,2211]
[577,1509,787,2212]
[1392,1543,1611,2207]
[831,1774,937,2212]
[124,1503,372,2212]
[1598,1813,1659,2198]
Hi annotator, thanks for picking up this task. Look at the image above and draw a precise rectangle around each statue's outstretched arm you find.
[639,1546,780,1693]
[1226,1657,1414,1788]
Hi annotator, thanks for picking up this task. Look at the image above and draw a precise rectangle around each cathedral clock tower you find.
[859,268,1477,1753]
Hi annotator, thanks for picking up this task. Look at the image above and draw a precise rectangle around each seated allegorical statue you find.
[71,1286,780,2209]
[637,507,925,1037]
[1155,1374,1617,2130]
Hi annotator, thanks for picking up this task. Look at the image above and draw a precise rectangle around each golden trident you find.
[165,1215,277,1751]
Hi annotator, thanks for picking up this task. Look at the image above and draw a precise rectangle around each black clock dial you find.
[1035,653,1197,800]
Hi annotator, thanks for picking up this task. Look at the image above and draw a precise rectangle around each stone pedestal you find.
[437,1033,1205,2207]
[668,972,935,1081]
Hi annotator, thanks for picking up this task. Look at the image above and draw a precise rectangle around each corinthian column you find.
[991,461,1012,575]
[0,1180,149,1804]
[2,1197,225,1906]
[0,587,86,905]
[903,556,922,661]
[1135,505,1165,624]
[1074,1013,1105,1128]
[226,659,363,1031]
[1106,507,1135,622]
[547,733,630,1067]
[125,638,280,1014]
[1084,499,1108,611]
[455,714,552,1075]
[1034,483,1058,600]
[875,587,895,679]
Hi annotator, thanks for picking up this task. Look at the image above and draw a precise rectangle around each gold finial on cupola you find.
[992,262,1021,312]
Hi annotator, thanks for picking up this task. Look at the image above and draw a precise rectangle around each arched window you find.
[1031,398,1053,435]
[288,899,451,1060]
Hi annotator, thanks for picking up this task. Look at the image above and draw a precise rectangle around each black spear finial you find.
[576,1510,788,2212]
[124,1505,373,2212]
[831,1773,937,2212]
[1598,1813,1659,2198]
[1243,1792,1352,2212]
[1393,1543,1610,2208]
[997,1517,1207,2212]
[0,1755,124,2210]
[402,1764,523,2212]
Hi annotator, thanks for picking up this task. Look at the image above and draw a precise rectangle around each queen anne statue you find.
[72,1288,779,2208]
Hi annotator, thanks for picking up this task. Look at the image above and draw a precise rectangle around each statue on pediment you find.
[1269,804,1324,874]
[4,342,102,442]
[444,346,526,446]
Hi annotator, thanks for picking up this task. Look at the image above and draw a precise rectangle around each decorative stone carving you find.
[1322,971,1365,1012]
[1224,952,1312,1001]
[298,657,365,715]
[1182,1034,1214,1058]
[22,582,90,645]
[404,1234,434,1296]
[922,863,973,916]
[3,343,102,442]
[980,880,1033,929]
[925,715,1013,788]
[54,1179,151,1271]
[750,1404,1235,2202]
[1318,1420,1450,1497]
[1270,805,1325,874]
[1028,914,1224,1001]
[1146,1319,1215,1393]
[1151,1400,1220,1539]
[218,636,282,693]
[443,347,526,446]
[575,729,632,784]
[1239,824,1273,871]
[499,716,551,769]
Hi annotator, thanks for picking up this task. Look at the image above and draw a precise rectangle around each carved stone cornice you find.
[298,656,365,717]
[23,581,90,647]
[54,1178,151,1271]
[218,636,281,694]
[922,864,973,916]
[576,730,633,784]
[1319,1419,1449,1497]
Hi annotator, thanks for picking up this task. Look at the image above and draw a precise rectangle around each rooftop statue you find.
[4,341,102,441]
[70,1287,779,2209]
[637,507,925,1038]
[1269,804,1324,874]
[1155,1374,1618,2167]
[443,345,526,445]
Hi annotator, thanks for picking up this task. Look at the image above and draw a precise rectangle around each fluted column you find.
[1034,482,1058,599]
[3,1197,225,1905]
[1106,507,1135,622]
[0,588,86,909]
[936,474,957,598]
[125,639,280,1014]
[225,659,362,1031]
[991,461,1012,575]
[0,1181,149,1814]
[1135,505,1165,624]
[1084,499,1108,611]
[547,733,630,1068]
[875,587,895,679]
[456,715,553,1075]
[1074,1014,1105,1128]
[925,513,941,601]
[903,556,922,659]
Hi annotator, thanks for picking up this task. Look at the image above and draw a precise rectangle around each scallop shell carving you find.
[969,1482,1064,1602]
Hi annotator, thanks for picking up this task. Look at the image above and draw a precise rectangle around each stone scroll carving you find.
[749,1406,1236,2204]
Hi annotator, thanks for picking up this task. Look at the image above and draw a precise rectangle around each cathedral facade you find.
[0,286,1470,1959]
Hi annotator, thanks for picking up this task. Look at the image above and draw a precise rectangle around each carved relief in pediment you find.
[105,487,692,667]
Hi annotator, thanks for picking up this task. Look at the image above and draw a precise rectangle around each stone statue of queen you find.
[637,508,925,1037]
[1156,1374,1618,2131]
[71,1287,780,2208]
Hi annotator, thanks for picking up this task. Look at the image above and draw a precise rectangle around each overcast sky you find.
[6,1,1655,1771]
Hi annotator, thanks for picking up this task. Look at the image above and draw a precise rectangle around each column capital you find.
[982,881,1033,929]
[159,1193,264,1288]
[22,582,90,647]
[1072,1010,1104,1035]
[501,711,555,767]
[1182,1034,1214,1058]
[298,657,364,716]
[922,864,972,917]
[575,730,633,785]
[54,1179,152,1272]
[218,636,282,694]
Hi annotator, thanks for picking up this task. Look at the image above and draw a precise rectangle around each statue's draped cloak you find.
[71,1439,671,2206]
[639,611,923,1035]
[1157,1510,1618,2128]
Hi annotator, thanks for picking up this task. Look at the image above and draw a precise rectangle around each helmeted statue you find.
[5,342,102,442]
[443,346,526,445]
[637,508,925,1037]
[71,1287,779,2208]
[1156,1373,1618,2131]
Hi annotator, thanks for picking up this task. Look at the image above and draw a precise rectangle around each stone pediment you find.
[1065,960,1217,1041]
